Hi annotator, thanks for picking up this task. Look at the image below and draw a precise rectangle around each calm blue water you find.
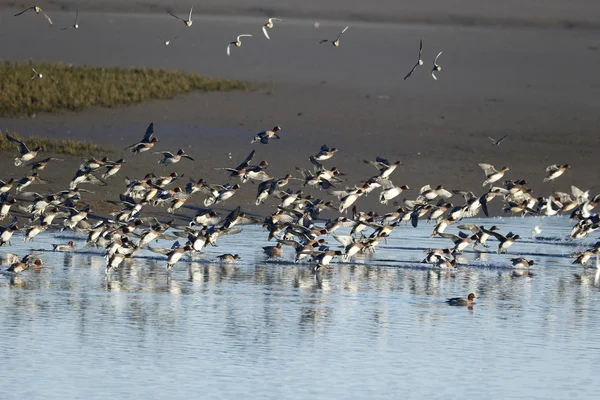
[1,216,599,399]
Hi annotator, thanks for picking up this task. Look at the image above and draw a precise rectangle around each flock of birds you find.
[14,5,445,80]
[1,118,599,306]
[4,6,599,306]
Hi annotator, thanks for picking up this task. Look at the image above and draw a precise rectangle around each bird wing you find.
[237,34,252,41]
[270,18,283,23]
[147,246,173,255]
[419,185,432,194]
[545,164,560,173]
[167,12,185,22]
[437,232,460,242]
[156,151,174,157]
[478,163,497,174]
[14,7,35,16]
[319,39,330,44]
[188,6,193,21]
[418,39,423,59]
[182,154,195,161]
[431,71,437,80]
[262,25,270,39]
[227,43,232,56]
[6,134,29,155]
[142,122,154,143]
[43,11,53,25]
[497,135,508,143]
[404,62,419,80]
[332,234,353,247]
[336,26,349,41]
[434,51,443,64]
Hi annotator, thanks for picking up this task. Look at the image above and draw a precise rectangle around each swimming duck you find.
[262,18,283,39]
[510,258,534,268]
[446,293,476,306]
[217,254,241,263]
[263,242,284,259]
[5,134,41,166]
[52,240,76,252]
[319,26,349,47]
[227,34,253,56]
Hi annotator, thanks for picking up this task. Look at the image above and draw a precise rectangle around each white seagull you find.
[167,6,193,27]
[227,34,252,56]
[61,10,79,30]
[319,26,349,47]
[31,68,42,80]
[404,39,423,80]
[14,6,53,25]
[262,18,283,39]
[431,51,443,80]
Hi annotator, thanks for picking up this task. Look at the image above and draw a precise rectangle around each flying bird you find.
[61,10,79,30]
[262,18,283,39]
[489,135,508,146]
[14,6,53,25]
[167,6,193,27]
[431,51,443,80]
[404,39,423,80]
[319,26,349,47]
[227,34,252,56]
[31,68,42,80]
[157,36,179,46]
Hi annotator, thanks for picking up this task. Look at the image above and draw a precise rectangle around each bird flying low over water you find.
[488,135,508,146]
[14,6,53,25]
[404,40,423,80]
[262,18,283,39]
[167,6,193,27]
[431,51,443,80]
[227,34,252,55]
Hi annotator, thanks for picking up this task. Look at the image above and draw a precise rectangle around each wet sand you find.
[1,7,600,218]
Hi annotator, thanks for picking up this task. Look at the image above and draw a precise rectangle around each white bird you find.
[319,26,349,47]
[431,51,443,80]
[262,18,283,39]
[227,34,252,56]
[14,6,53,25]
[157,36,179,46]
[404,39,423,80]
[61,10,79,30]
[167,6,193,27]
[489,135,507,146]
[31,68,42,80]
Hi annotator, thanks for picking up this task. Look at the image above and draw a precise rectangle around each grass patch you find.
[0,130,110,156]
[0,61,248,117]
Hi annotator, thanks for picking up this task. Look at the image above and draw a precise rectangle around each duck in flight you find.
[404,40,423,80]
[319,26,349,47]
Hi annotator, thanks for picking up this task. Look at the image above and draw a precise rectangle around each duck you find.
[363,157,402,180]
[543,164,570,183]
[5,134,41,166]
[251,126,281,144]
[217,254,241,263]
[124,123,155,152]
[0,178,14,194]
[0,217,19,246]
[311,249,343,271]
[510,258,535,268]
[16,173,47,192]
[314,145,338,161]
[102,159,125,179]
[148,244,193,270]
[478,163,509,186]
[446,293,476,306]
[52,240,76,252]
[0,198,17,220]
[227,34,253,56]
[26,157,63,172]
[319,26,349,47]
[263,242,284,259]
[379,185,410,205]
[24,221,49,242]
[484,229,521,254]
[262,18,283,39]
[156,149,194,164]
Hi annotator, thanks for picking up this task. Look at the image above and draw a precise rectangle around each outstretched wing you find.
[478,163,497,175]
[262,25,270,39]
[5,134,29,155]
[404,62,419,80]
[142,122,154,143]
[336,26,349,41]
[14,7,35,16]
[167,12,185,22]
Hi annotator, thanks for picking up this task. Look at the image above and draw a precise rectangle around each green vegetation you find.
[0,131,109,156]
[0,61,248,117]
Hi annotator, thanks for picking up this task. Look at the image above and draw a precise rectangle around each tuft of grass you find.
[0,130,110,156]
[0,61,248,117]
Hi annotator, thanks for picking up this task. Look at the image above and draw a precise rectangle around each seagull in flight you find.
[404,40,423,80]
[31,68,42,80]
[227,34,252,56]
[14,6,53,25]
[319,26,349,47]
[488,135,508,146]
[167,6,193,27]
[431,51,443,80]
[61,10,79,30]
[262,18,283,39]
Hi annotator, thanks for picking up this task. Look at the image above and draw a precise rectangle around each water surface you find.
[1,216,599,399]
